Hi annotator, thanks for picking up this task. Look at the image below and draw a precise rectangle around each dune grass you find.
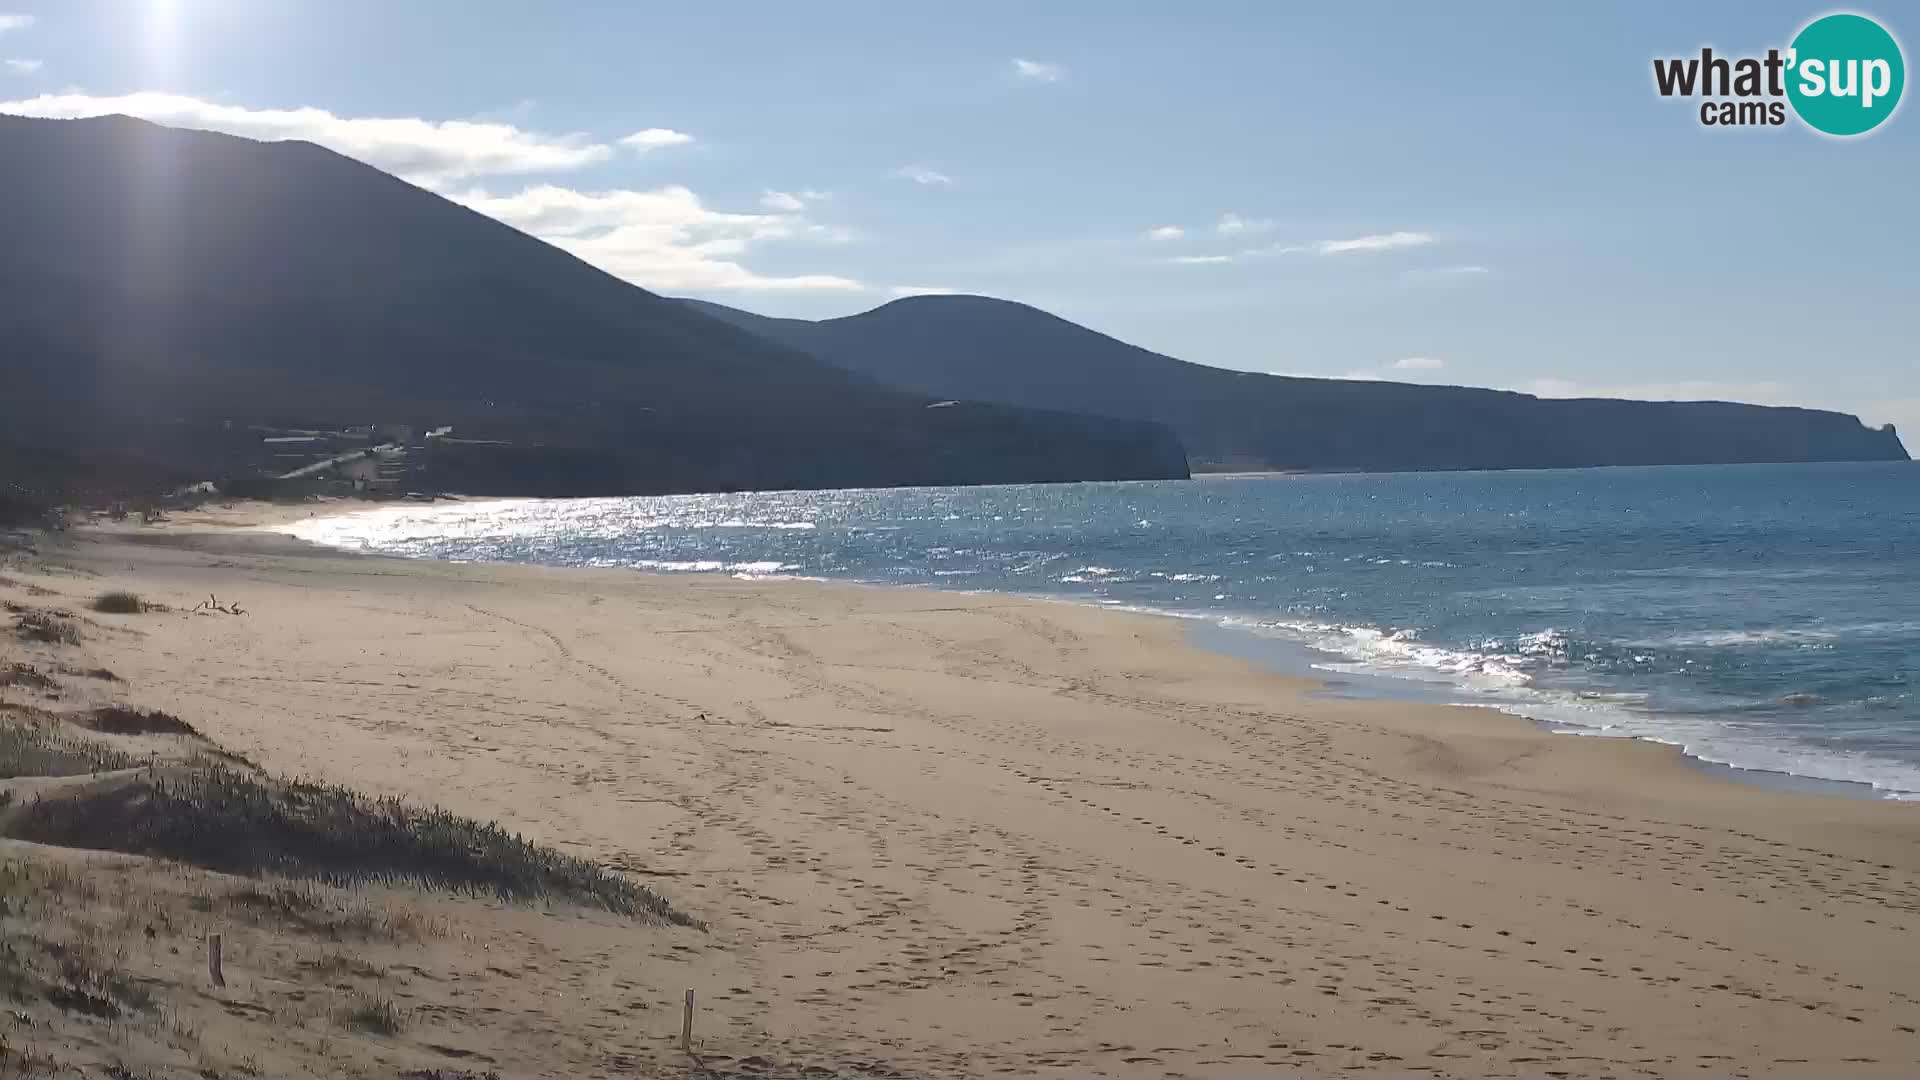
[1,662,59,691]
[0,718,138,779]
[0,861,154,1026]
[11,610,80,646]
[335,993,409,1035]
[10,765,695,925]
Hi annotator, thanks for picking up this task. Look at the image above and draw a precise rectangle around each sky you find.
[2,1,1916,437]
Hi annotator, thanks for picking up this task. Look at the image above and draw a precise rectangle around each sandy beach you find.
[4,503,1920,1078]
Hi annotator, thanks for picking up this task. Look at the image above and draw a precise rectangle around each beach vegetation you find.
[222,880,428,942]
[90,592,147,615]
[0,662,59,691]
[10,611,80,646]
[334,994,408,1035]
[80,706,198,737]
[300,950,386,980]
[0,717,138,778]
[8,764,695,924]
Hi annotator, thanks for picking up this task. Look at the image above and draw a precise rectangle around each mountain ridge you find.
[680,295,1909,472]
[0,115,1189,494]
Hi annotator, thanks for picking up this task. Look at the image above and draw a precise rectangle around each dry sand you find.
[6,502,1920,1078]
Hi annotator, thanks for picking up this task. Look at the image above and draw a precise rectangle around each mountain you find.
[0,115,1188,495]
[682,295,1910,472]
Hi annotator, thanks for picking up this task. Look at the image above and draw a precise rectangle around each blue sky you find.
[2,1,1915,437]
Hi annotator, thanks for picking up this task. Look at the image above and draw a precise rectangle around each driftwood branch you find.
[191,594,248,617]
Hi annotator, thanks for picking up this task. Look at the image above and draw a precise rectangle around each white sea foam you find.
[1222,617,1536,692]
[1060,565,1135,584]
[629,560,798,574]
[1476,697,1920,800]
[1206,613,1920,799]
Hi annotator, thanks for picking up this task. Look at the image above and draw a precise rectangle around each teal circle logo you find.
[1787,13,1905,136]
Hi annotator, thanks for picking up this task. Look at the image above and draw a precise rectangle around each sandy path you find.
[17,519,1920,1078]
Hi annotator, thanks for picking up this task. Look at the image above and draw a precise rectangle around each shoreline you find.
[272,494,1920,805]
[51,501,1920,828]
[1186,619,1907,803]
[14,502,1920,1076]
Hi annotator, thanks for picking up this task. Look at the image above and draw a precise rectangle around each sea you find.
[280,461,1920,800]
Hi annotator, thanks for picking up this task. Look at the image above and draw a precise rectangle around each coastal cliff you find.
[685,295,1909,472]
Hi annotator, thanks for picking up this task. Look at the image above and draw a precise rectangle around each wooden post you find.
[681,988,694,1053]
[208,933,226,988]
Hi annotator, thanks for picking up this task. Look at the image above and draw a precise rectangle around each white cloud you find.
[0,14,33,33]
[889,285,962,297]
[0,89,953,299]
[1294,356,1451,382]
[1215,212,1273,236]
[1012,58,1067,83]
[760,189,830,212]
[1403,264,1490,282]
[1317,230,1436,255]
[801,222,855,245]
[1524,379,1580,398]
[451,183,865,292]
[1164,241,1306,265]
[618,127,693,152]
[0,90,876,294]
[891,165,952,186]
[1241,242,1309,257]
[0,92,616,184]
[1146,225,1185,241]
[3,58,39,74]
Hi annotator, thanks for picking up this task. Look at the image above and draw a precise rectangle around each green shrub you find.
[91,592,146,615]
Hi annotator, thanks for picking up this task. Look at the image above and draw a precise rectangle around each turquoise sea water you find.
[283,462,1920,798]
